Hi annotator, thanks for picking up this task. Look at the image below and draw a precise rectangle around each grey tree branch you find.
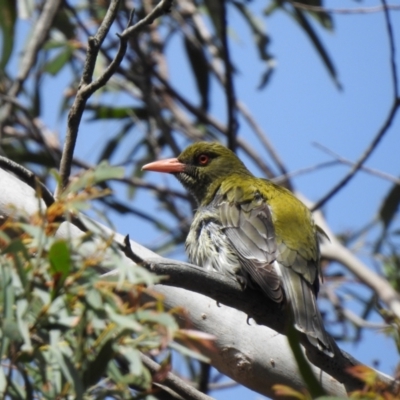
[290,1,400,14]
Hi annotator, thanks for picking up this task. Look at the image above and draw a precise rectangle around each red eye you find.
[198,154,209,165]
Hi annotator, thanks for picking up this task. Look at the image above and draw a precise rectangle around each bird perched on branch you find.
[142,141,334,356]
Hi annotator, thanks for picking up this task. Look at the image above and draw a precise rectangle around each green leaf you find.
[2,319,22,341]
[184,33,209,111]
[379,181,400,231]
[2,238,30,262]
[118,346,151,388]
[65,161,124,195]
[1,265,14,358]
[169,341,210,363]
[136,310,178,330]
[82,338,114,388]
[374,180,400,252]
[294,0,333,30]
[43,45,74,76]
[291,8,341,89]
[50,347,84,397]
[16,298,32,351]
[88,105,148,120]
[316,397,350,400]
[52,8,76,40]
[287,324,326,398]
[48,240,71,279]
[0,0,17,69]
[0,366,7,397]
[203,0,223,40]
[85,288,103,311]
[105,304,143,332]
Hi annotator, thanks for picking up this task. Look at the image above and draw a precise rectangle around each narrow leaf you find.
[0,0,17,69]
[291,8,341,89]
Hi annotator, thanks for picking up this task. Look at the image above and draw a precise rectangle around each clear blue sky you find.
[8,1,400,398]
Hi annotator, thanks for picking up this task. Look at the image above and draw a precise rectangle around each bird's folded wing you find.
[216,195,283,303]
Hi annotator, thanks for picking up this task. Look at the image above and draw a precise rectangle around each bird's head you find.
[142,142,251,205]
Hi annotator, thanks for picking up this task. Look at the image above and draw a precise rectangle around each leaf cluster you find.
[0,166,179,399]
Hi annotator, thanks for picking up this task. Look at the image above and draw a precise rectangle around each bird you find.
[142,141,334,356]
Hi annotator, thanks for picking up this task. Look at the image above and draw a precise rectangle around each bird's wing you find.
[215,192,333,356]
[215,193,284,303]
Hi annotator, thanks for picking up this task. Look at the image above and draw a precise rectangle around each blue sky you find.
[6,1,400,398]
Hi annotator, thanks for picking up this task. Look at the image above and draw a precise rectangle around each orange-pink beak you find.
[142,158,186,173]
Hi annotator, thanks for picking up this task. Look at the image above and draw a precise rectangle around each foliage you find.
[0,165,179,398]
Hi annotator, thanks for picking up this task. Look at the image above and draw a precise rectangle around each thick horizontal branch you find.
[0,166,395,398]
[128,257,376,392]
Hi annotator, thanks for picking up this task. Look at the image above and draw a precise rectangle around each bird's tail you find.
[280,266,334,357]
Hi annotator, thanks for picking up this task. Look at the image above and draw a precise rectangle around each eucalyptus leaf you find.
[0,0,16,69]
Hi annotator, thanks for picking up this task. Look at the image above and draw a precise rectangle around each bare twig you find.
[291,1,400,15]
[57,0,121,196]
[313,142,400,185]
[140,353,214,400]
[57,0,174,196]
[237,101,290,185]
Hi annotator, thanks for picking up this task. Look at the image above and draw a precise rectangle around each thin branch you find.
[312,2,400,210]
[0,95,60,166]
[311,205,400,322]
[291,1,400,15]
[312,99,400,211]
[382,0,399,97]
[154,72,227,133]
[3,124,189,201]
[237,101,290,185]
[140,354,214,400]
[219,1,238,151]
[57,0,121,195]
[313,142,400,185]
[237,138,275,179]
[325,286,388,330]
[57,0,174,196]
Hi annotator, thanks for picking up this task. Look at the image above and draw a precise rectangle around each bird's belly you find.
[186,218,242,279]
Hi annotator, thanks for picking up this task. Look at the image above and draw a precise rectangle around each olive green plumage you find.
[143,141,333,356]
